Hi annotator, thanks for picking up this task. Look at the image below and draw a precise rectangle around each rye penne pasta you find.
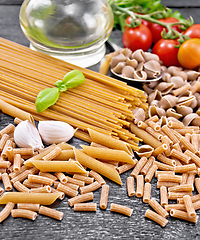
[149,198,169,218]
[11,209,37,220]
[74,148,122,185]
[30,160,87,174]
[160,186,168,207]
[183,195,196,218]
[145,209,168,227]
[127,176,135,197]
[42,147,62,161]
[131,156,148,178]
[68,192,94,207]
[39,206,63,221]
[143,182,151,203]
[0,202,15,223]
[17,203,40,212]
[170,209,198,223]
[80,145,135,164]
[79,181,101,194]
[100,184,109,210]
[57,183,78,197]
[74,203,97,212]
[87,128,134,156]
[0,192,61,204]
[24,142,72,167]
[110,203,133,217]
[89,170,106,186]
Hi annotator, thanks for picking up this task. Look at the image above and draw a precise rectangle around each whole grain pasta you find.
[17,203,40,212]
[145,209,168,227]
[39,205,63,220]
[0,202,15,223]
[149,198,169,218]
[143,182,151,203]
[11,209,37,220]
[160,186,168,207]
[127,176,135,197]
[74,203,97,212]
[68,192,94,207]
[100,184,109,210]
[110,203,133,217]
[136,175,144,198]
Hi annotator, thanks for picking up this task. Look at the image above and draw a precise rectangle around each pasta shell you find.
[144,60,161,79]
[150,100,160,107]
[132,49,145,62]
[112,62,126,74]
[148,90,162,104]
[132,108,146,124]
[144,52,160,62]
[143,84,154,95]
[185,70,200,81]
[190,97,198,109]
[136,62,144,71]
[169,76,185,89]
[120,48,132,58]
[136,145,154,158]
[176,105,193,116]
[159,95,178,109]
[155,82,174,95]
[133,70,147,80]
[166,108,182,119]
[110,53,126,69]
[121,65,135,78]
[162,72,171,83]
[173,70,187,81]
[126,58,138,68]
[183,113,199,126]
[177,95,196,106]
[147,81,159,89]
[161,66,167,73]
[167,66,183,75]
[148,106,166,118]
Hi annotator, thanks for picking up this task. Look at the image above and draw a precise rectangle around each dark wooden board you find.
[0,1,200,240]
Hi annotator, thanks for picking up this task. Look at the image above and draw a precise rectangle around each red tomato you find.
[152,39,180,66]
[125,16,152,29]
[151,17,182,43]
[184,24,200,39]
[178,38,200,69]
[122,24,153,52]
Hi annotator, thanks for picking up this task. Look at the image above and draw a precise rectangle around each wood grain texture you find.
[0,2,200,240]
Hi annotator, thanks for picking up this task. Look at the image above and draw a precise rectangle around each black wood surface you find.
[0,1,200,240]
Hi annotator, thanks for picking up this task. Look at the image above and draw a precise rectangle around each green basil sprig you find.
[35,70,85,113]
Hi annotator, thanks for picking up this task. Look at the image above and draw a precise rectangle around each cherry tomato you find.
[178,38,200,69]
[152,39,180,66]
[125,16,152,29]
[151,17,182,43]
[122,24,153,52]
[184,24,200,39]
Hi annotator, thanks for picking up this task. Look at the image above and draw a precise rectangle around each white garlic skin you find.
[38,121,74,144]
[14,120,44,151]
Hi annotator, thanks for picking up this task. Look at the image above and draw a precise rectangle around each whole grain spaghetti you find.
[0,37,147,149]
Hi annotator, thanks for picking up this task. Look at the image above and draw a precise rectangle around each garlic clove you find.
[38,121,75,144]
[14,120,44,151]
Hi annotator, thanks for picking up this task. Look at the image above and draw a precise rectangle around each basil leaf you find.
[62,70,85,88]
[35,87,60,113]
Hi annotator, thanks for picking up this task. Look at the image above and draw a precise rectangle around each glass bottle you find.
[19,0,113,67]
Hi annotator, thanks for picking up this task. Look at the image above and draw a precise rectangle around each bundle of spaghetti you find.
[0,37,147,149]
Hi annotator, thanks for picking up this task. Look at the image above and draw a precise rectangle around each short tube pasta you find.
[39,205,63,220]
[11,209,37,220]
[127,176,135,197]
[100,184,109,210]
[110,203,133,217]
[0,202,15,223]
[68,192,94,207]
[145,209,168,227]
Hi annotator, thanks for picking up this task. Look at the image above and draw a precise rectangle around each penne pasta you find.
[17,203,40,212]
[136,175,144,198]
[131,156,148,178]
[149,198,169,218]
[160,186,168,207]
[0,192,61,204]
[89,170,106,186]
[31,160,86,174]
[88,128,134,156]
[74,148,122,185]
[79,181,101,195]
[170,209,198,223]
[81,145,135,164]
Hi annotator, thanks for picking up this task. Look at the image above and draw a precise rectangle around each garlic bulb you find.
[14,120,44,150]
[38,121,75,144]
